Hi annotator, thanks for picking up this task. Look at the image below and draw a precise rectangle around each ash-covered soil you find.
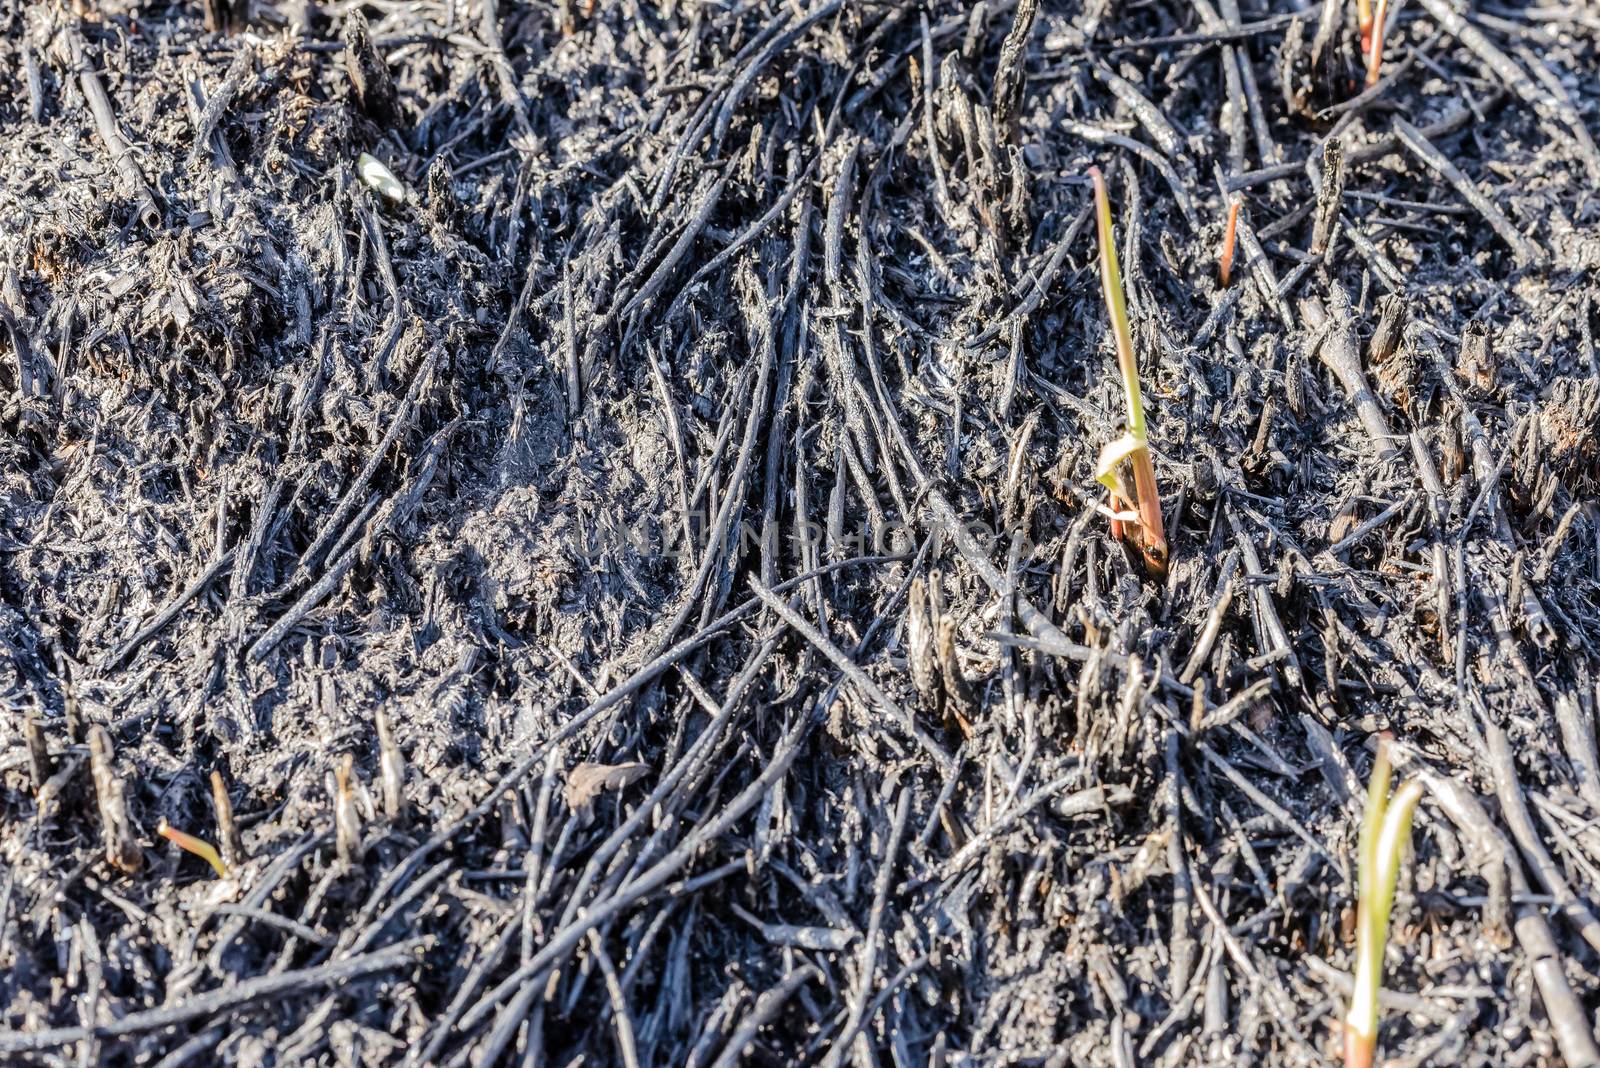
[3,0,1600,1064]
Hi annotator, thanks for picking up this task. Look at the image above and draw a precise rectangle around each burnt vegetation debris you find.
[2,0,1600,1065]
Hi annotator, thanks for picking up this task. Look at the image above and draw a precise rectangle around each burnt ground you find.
[2,0,1600,1064]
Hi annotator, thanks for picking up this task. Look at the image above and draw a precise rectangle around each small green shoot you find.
[1089,166,1168,579]
[158,819,229,878]
[1344,736,1423,1068]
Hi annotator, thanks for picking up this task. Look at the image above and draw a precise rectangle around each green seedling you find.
[1344,736,1423,1068]
[1089,167,1169,579]
[158,819,229,878]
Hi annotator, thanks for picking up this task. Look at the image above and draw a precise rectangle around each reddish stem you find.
[1219,198,1241,287]
[1366,0,1389,86]
[1344,1025,1374,1068]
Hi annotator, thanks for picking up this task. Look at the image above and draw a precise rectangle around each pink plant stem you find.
[1366,0,1390,86]
[1219,198,1241,287]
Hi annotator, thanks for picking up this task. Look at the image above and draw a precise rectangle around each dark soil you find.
[3,0,1600,1064]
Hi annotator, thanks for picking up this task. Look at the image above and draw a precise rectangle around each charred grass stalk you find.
[334,754,363,865]
[1345,737,1424,1068]
[375,706,407,822]
[24,717,51,792]
[210,771,245,871]
[89,725,142,874]
[1089,166,1168,578]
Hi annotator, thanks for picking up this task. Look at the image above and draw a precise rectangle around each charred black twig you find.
[88,726,141,874]
[1228,510,1304,690]
[1415,0,1600,179]
[374,706,406,822]
[0,941,423,1054]
[7,3,1600,1064]
[342,12,399,125]
[1392,119,1541,267]
[751,576,954,772]
[23,717,51,792]
[822,787,908,1068]
[1485,721,1600,957]
[1092,62,1187,162]
[1302,287,1401,461]
[990,0,1037,142]
[1420,763,1600,1067]
[333,755,362,866]
[1310,140,1344,256]
[1226,101,1489,193]
[210,771,244,871]
[62,28,161,230]
[1180,551,1240,684]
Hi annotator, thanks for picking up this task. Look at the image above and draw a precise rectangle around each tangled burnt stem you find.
[1310,139,1345,258]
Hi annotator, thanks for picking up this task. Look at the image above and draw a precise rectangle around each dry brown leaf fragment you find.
[564,761,651,825]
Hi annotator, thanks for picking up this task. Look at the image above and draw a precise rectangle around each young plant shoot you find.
[1365,0,1390,85]
[1219,198,1241,287]
[1089,167,1168,578]
[1355,0,1374,57]
[1345,737,1424,1068]
[158,819,229,878]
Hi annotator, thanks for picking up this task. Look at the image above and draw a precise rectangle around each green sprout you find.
[1089,166,1169,579]
[1345,736,1423,1068]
